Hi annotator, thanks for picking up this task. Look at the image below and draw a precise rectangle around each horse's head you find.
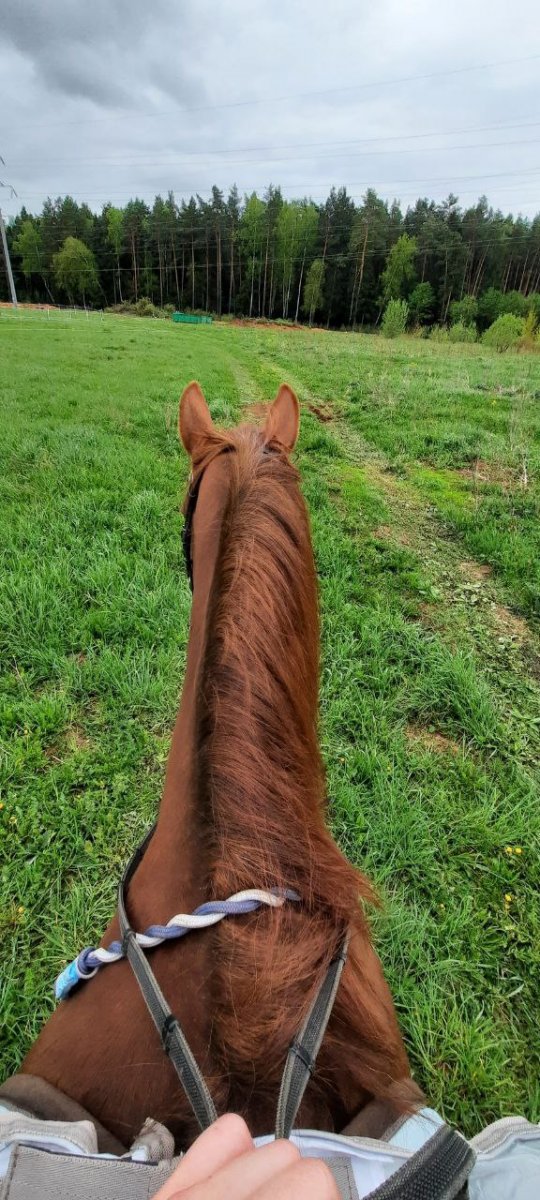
[178,381,300,594]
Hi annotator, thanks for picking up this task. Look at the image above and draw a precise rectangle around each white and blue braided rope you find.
[55,888,300,1001]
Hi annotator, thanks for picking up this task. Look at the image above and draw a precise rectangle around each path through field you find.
[1,311,539,1134]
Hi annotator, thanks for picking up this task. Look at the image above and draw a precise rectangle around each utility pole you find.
[0,162,18,307]
[0,206,17,307]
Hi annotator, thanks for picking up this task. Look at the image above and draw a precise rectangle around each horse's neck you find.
[193,463,325,904]
[139,463,230,914]
[22,450,415,1144]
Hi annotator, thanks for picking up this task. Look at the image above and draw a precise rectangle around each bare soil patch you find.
[405,725,461,755]
[44,726,91,763]
[492,605,529,643]
[373,524,411,546]
[0,301,61,312]
[224,318,329,333]
[456,460,517,488]
[65,727,91,752]
[308,402,334,423]
[458,560,492,582]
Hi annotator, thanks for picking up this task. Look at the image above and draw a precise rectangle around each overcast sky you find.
[1,0,540,221]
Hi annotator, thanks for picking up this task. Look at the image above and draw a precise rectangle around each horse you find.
[11,381,422,1151]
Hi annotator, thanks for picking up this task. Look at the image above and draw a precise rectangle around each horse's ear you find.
[179,381,215,457]
[263,384,300,452]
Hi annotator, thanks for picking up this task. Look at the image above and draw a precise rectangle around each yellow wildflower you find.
[514,847,523,855]
[17,906,24,914]
[505,846,513,855]
[504,893,513,904]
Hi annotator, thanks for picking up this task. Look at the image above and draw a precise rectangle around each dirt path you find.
[241,351,540,684]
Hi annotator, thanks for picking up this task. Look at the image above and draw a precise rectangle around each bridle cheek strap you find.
[181,443,235,593]
[275,933,349,1139]
[117,825,218,1133]
[115,442,351,1136]
[117,824,349,1139]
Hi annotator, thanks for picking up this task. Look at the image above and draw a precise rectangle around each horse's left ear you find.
[179,381,215,458]
[263,384,300,452]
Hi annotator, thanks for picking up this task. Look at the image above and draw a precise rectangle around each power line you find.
[9,53,540,131]
[4,228,540,280]
[5,213,540,252]
[14,163,540,203]
[8,118,540,169]
[10,133,540,174]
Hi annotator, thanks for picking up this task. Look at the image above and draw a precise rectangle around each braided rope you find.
[55,888,300,1001]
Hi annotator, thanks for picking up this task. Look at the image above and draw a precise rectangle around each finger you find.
[251,1157,340,1200]
[169,1138,300,1200]
[152,1114,254,1198]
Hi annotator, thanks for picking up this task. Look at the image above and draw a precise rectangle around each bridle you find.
[181,443,235,593]
[51,447,477,1194]
[117,828,349,1139]
[172,448,351,1135]
[181,470,203,593]
[58,446,350,1142]
[181,440,283,592]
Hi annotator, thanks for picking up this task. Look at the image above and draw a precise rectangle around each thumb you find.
[152,1114,254,1198]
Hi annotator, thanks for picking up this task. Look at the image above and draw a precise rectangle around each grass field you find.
[1,310,539,1136]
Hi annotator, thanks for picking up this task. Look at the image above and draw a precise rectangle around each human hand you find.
[153,1113,339,1200]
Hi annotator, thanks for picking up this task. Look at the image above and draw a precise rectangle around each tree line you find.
[3,185,540,329]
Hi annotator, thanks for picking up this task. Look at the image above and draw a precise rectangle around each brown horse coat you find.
[20,383,421,1148]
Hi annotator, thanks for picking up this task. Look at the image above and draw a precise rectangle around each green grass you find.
[1,312,539,1136]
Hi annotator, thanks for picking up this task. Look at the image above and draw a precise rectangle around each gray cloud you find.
[1,0,539,219]
[2,0,167,58]
[35,44,130,106]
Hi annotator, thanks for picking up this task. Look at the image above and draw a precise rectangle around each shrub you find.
[482,314,525,352]
[500,290,529,319]
[526,293,540,323]
[429,325,449,343]
[381,298,409,338]
[448,322,477,344]
[478,288,503,329]
[134,296,158,317]
[449,296,478,327]
[408,282,434,324]
[106,297,169,319]
[517,310,539,351]
[478,288,532,330]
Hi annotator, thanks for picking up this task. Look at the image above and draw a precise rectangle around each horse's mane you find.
[195,427,415,1131]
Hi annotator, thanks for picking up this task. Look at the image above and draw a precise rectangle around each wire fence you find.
[0,303,175,330]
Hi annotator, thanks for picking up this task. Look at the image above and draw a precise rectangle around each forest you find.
[3,185,540,329]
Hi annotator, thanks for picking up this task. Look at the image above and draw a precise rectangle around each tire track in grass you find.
[218,343,267,412]
[233,344,540,768]
[241,347,540,701]
[203,332,540,1130]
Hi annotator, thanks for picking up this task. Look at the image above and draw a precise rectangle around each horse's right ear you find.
[263,384,300,452]
[179,381,215,458]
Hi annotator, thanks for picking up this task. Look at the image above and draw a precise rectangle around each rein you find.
[55,447,350,1140]
[55,825,349,1139]
[118,830,349,1138]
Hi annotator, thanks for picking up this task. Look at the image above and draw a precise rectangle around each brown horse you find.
[16,382,421,1149]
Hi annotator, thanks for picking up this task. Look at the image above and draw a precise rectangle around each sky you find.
[1,0,540,222]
